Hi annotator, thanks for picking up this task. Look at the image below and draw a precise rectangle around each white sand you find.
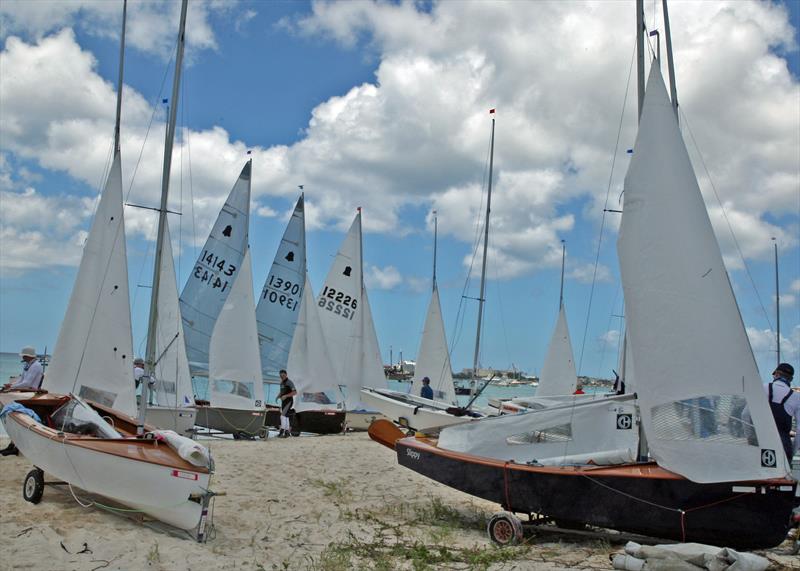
[0,433,797,570]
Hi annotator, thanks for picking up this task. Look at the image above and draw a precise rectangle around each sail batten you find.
[617,65,789,482]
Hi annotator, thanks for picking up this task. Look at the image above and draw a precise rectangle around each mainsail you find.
[151,220,193,408]
[256,195,306,377]
[46,152,137,417]
[208,249,265,410]
[535,305,577,397]
[317,212,386,410]
[617,65,790,482]
[287,276,341,412]
[410,285,457,405]
[180,161,251,373]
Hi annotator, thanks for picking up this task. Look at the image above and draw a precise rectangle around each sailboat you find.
[368,8,797,548]
[317,210,388,431]
[0,0,215,537]
[361,212,479,432]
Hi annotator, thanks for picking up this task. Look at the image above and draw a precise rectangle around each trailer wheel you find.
[23,468,45,504]
[487,511,523,546]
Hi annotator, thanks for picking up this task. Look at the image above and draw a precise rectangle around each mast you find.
[774,238,780,364]
[113,0,127,154]
[661,0,679,121]
[139,0,188,435]
[558,240,566,309]
[432,210,438,290]
[636,0,645,122]
[471,112,495,395]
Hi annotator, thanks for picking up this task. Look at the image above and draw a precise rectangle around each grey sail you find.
[255,195,306,377]
[179,160,252,374]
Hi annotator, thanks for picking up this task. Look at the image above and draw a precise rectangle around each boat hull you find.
[360,388,475,432]
[194,406,267,437]
[395,437,797,549]
[145,406,196,437]
[2,403,210,531]
[264,406,345,435]
[345,410,389,432]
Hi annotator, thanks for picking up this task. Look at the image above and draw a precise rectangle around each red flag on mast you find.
[489,108,496,114]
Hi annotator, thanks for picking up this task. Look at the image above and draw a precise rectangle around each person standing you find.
[2,346,43,391]
[277,369,297,438]
[420,377,434,400]
[133,357,145,389]
[767,362,800,463]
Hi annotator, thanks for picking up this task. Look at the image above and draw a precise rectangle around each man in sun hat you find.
[766,362,800,463]
[133,357,145,389]
[2,346,43,391]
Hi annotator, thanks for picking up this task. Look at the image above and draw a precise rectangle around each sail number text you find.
[318,286,357,320]
[192,249,237,292]
[261,275,300,311]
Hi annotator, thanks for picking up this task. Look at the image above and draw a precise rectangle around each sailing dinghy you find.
[317,211,388,431]
[370,54,797,548]
[0,0,216,538]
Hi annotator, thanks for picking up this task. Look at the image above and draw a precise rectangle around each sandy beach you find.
[0,433,797,571]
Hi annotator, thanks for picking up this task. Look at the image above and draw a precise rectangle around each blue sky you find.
[0,0,798,381]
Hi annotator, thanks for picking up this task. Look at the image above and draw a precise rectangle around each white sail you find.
[180,161,251,373]
[256,195,306,377]
[317,212,386,409]
[535,305,577,397]
[617,65,790,482]
[208,249,264,411]
[288,276,341,412]
[410,285,457,405]
[151,220,193,408]
[46,152,136,417]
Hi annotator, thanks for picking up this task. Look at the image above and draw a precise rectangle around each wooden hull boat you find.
[1,391,213,533]
[370,420,798,549]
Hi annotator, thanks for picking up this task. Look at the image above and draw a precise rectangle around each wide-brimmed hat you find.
[775,363,794,378]
[134,357,145,366]
[19,346,36,359]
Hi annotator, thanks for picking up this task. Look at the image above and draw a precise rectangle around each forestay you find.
[46,152,137,417]
[208,249,264,411]
[617,65,790,482]
[438,394,639,466]
[287,276,341,412]
[536,305,577,397]
[410,285,457,405]
[317,212,386,410]
[151,220,193,408]
[180,161,251,374]
[256,195,305,377]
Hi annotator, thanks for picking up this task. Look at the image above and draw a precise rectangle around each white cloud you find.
[365,264,402,290]
[0,0,798,282]
[791,279,800,293]
[597,329,620,349]
[256,205,277,218]
[568,263,612,285]
[777,293,796,308]
[746,326,794,356]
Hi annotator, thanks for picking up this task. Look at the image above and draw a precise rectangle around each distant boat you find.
[1,0,215,536]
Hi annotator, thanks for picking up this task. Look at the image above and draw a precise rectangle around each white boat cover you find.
[617,65,790,482]
[208,249,265,410]
[256,195,306,377]
[612,541,769,571]
[438,394,639,465]
[151,220,194,408]
[180,160,251,374]
[317,212,386,410]
[153,429,211,468]
[410,285,457,405]
[536,304,577,397]
[46,152,137,417]
[287,275,342,412]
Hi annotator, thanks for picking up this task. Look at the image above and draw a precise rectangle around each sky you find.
[0,0,798,382]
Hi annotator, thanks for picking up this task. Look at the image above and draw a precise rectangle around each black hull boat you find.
[387,428,797,549]
[265,406,345,435]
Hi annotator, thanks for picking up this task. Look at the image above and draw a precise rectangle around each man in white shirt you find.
[767,362,800,462]
[133,357,145,389]
[2,346,43,391]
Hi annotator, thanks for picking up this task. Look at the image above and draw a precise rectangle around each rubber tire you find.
[258,428,268,440]
[23,468,45,504]
[487,511,523,546]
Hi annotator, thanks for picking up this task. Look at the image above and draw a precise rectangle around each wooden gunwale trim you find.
[7,412,209,474]
[400,437,795,485]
